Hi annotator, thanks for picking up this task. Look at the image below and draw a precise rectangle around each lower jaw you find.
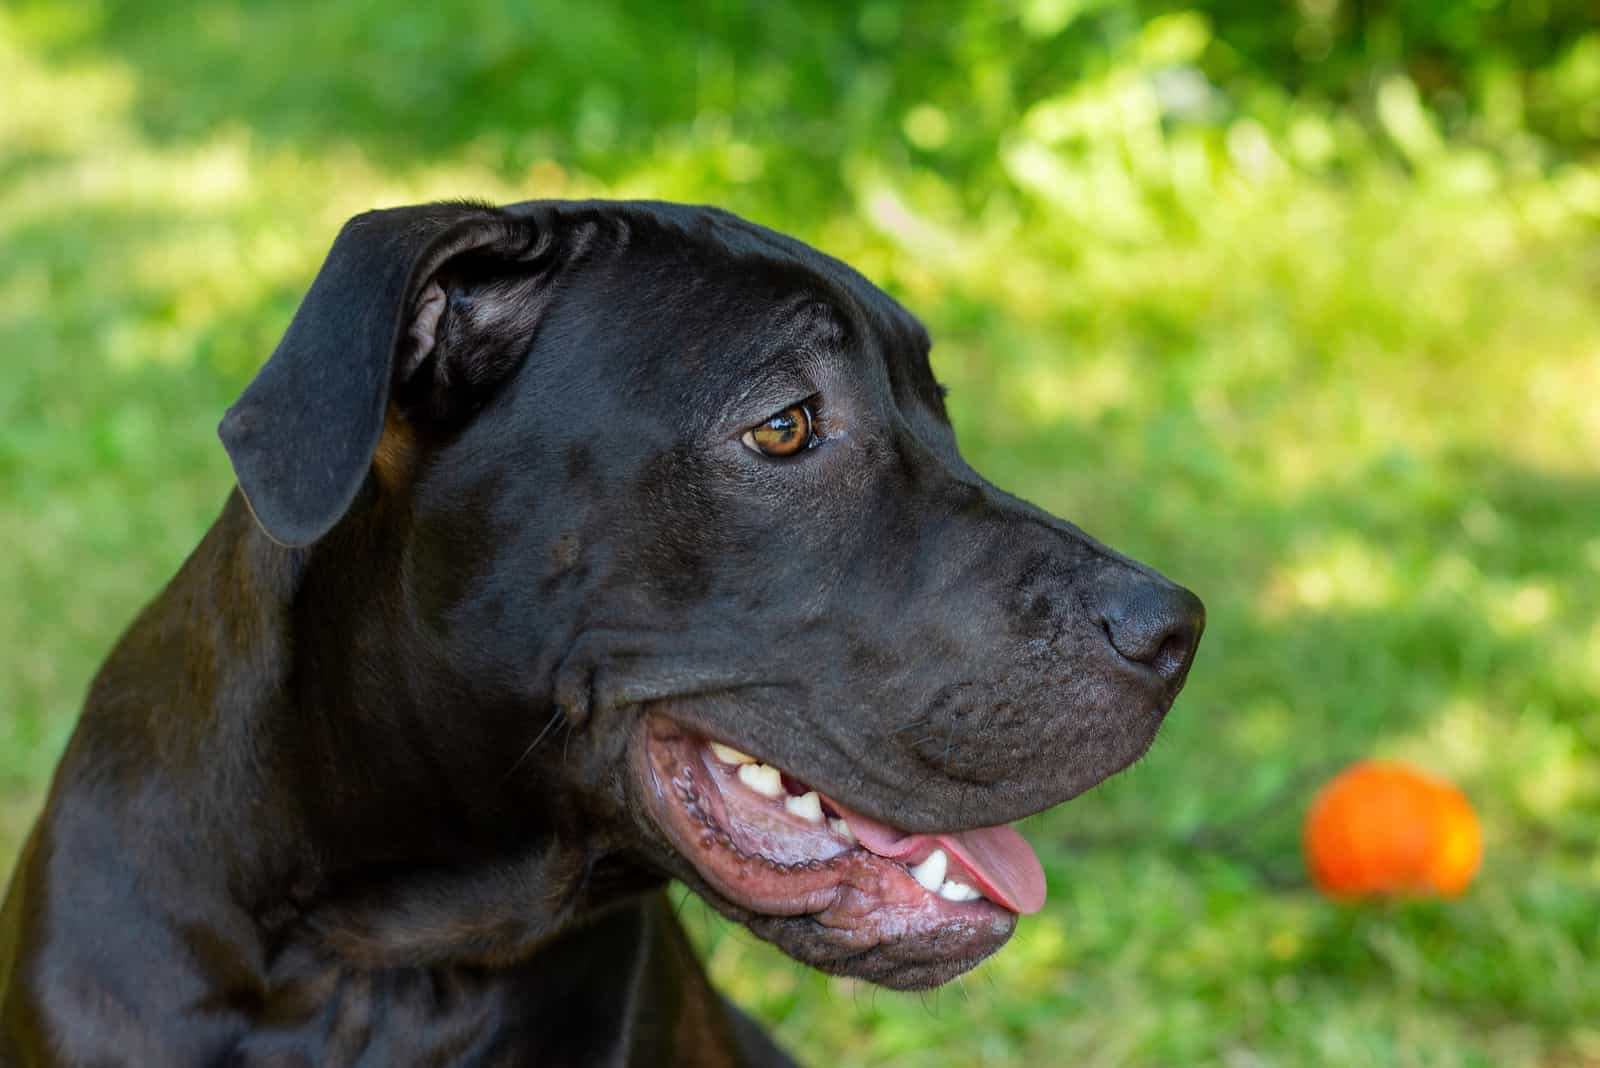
[740,911,1010,990]
[637,714,1016,985]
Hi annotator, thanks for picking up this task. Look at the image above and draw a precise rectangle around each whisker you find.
[502,709,564,780]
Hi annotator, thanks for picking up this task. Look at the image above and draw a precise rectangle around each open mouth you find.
[638,714,1047,985]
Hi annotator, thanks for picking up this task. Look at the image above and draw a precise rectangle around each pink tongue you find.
[831,803,1047,915]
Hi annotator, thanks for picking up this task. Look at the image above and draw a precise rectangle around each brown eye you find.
[742,403,814,458]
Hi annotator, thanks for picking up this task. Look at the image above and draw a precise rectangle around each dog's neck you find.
[119,491,660,969]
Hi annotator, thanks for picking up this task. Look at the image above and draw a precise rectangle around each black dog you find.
[0,200,1202,1065]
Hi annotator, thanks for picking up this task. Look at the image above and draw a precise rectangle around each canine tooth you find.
[909,848,948,892]
[709,742,755,766]
[785,791,823,823]
[938,879,981,902]
[736,762,784,798]
[829,818,855,842]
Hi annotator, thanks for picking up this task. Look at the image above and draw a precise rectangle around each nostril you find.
[1100,579,1205,683]
[1150,630,1194,680]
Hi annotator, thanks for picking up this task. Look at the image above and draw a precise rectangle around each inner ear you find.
[396,253,557,427]
[404,281,448,378]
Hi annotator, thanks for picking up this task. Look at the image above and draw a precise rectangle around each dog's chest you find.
[230,897,751,1067]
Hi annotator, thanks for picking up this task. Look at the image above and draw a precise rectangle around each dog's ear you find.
[219,203,555,547]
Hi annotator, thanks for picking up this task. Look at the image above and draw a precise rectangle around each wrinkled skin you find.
[0,200,1201,1065]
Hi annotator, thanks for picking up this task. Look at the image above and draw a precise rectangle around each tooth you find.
[909,848,947,892]
[710,742,755,766]
[736,762,783,798]
[785,791,823,823]
[938,879,981,902]
[829,818,855,842]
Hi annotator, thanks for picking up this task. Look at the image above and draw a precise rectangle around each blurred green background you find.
[3,1,1598,1064]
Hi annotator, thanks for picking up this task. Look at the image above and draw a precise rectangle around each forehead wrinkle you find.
[699,264,915,446]
[554,198,916,369]
[758,252,932,420]
[692,208,924,346]
[528,200,920,433]
[706,294,849,431]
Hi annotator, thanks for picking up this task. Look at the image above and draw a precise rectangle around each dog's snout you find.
[1099,575,1205,684]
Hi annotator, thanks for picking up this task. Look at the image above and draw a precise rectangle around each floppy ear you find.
[219,203,553,547]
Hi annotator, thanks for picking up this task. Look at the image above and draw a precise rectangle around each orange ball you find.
[1303,760,1482,899]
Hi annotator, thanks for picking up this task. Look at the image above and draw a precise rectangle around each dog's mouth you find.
[638,714,1047,987]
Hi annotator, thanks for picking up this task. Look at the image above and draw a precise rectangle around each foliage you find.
[2,1,1597,1064]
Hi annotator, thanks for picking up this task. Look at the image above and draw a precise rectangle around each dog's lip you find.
[644,720,1047,913]
[634,713,1037,939]
[633,702,1059,836]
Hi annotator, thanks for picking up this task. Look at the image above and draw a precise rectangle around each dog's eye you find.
[742,404,814,458]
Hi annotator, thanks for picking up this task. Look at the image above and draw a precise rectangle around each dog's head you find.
[222,200,1202,989]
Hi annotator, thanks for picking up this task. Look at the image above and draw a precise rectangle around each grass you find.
[2,3,1598,1065]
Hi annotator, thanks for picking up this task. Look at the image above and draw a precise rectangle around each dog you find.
[0,199,1202,1066]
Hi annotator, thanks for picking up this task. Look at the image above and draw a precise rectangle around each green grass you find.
[2,3,1598,1065]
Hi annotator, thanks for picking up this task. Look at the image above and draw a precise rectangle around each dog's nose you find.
[1099,575,1205,684]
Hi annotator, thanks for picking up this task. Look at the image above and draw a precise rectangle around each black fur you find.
[0,200,1202,1065]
